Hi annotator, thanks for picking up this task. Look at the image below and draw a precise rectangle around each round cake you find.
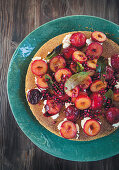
[25,31,119,141]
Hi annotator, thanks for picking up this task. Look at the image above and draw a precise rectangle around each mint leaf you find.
[104,89,114,101]
[96,56,106,73]
[96,56,106,82]
[46,44,62,60]
[45,74,53,88]
[77,62,84,72]
[64,72,89,91]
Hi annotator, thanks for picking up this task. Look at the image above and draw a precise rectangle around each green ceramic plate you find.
[7,15,119,161]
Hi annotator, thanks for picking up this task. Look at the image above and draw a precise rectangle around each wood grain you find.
[0,0,119,169]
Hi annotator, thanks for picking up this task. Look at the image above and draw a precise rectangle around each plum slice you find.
[91,31,106,43]
[83,119,100,136]
[27,89,42,104]
[87,59,97,70]
[70,32,86,47]
[60,121,77,139]
[86,42,103,58]
[50,55,66,72]
[65,105,80,122]
[75,93,91,110]
[55,68,72,83]
[31,59,48,76]
[106,107,119,124]
[46,99,62,115]
[72,51,87,64]
[36,74,51,89]
[90,92,103,110]
[90,80,107,92]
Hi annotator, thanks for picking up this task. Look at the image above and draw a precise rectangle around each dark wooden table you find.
[1,0,119,169]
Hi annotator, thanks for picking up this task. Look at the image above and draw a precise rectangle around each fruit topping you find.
[83,119,101,136]
[113,92,119,102]
[55,68,72,82]
[75,93,91,110]
[90,92,103,110]
[50,55,66,72]
[36,74,51,89]
[65,105,80,122]
[70,32,86,47]
[28,31,119,139]
[90,80,107,92]
[27,89,42,104]
[87,59,97,69]
[105,107,119,124]
[91,31,106,43]
[65,86,79,98]
[62,46,77,59]
[46,99,62,115]
[105,66,114,80]
[80,75,92,89]
[72,51,87,63]
[70,61,77,73]
[111,54,119,72]
[60,121,77,139]
[86,42,103,58]
[31,59,48,76]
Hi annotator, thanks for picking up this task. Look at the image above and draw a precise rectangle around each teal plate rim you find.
[7,15,119,162]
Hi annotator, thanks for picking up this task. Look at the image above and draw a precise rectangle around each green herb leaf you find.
[96,56,106,82]
[46,44,62,60]
[45,74,63,93]
[104,89,114,101]
[76,62,84,72]
[45,74,53,88]
[64,72,89,91]
[96,56,106,73]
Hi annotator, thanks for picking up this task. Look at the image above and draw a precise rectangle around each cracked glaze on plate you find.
[7,15,119,161]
